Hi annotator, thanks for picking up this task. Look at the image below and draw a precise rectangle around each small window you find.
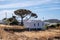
[42,22,44,26]
[38,23,39,26]
[34,23,36,26]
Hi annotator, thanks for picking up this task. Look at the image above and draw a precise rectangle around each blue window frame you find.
[34,23,36,26]
[38,23,39,26]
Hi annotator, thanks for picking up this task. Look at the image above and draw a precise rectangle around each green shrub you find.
[49,25,56,28]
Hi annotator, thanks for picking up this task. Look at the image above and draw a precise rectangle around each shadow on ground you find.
[4,28,44,32]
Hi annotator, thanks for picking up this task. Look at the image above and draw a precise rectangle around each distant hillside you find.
[44,19,60,23]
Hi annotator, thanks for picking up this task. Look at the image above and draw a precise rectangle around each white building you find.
[0,20,46,30]
[24,20,46,30]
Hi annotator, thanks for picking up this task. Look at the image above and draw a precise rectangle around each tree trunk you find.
[21,17,24,26]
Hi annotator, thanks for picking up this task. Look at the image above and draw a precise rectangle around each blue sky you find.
[0,0,60,20]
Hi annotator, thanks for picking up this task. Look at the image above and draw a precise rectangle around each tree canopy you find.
[3,16,19,25]
[14,9,38,26]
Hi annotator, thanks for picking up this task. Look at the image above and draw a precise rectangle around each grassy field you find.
[0,24,60,40]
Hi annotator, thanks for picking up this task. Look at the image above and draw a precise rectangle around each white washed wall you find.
[24,20,46,29]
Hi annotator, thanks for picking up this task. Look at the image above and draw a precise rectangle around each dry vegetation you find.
[0,24,60,40]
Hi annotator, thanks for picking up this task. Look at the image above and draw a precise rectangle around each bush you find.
[48,25,56,28]
[56,23,60,27]
[10,20,19,25]
[3,16,19,25]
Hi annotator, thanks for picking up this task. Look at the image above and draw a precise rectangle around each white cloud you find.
[51,0,60,3]
[48,7,60,10]
[0,0,52,9]
[53,1,60,3]
[0,10,14,13]
[0,0,5,1]
[0,0,14,1]
[0,10,15,19]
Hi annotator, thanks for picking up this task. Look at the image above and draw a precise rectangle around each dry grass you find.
[0,24,60,40]
[14,29,60,40]
[0,24,24,29]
